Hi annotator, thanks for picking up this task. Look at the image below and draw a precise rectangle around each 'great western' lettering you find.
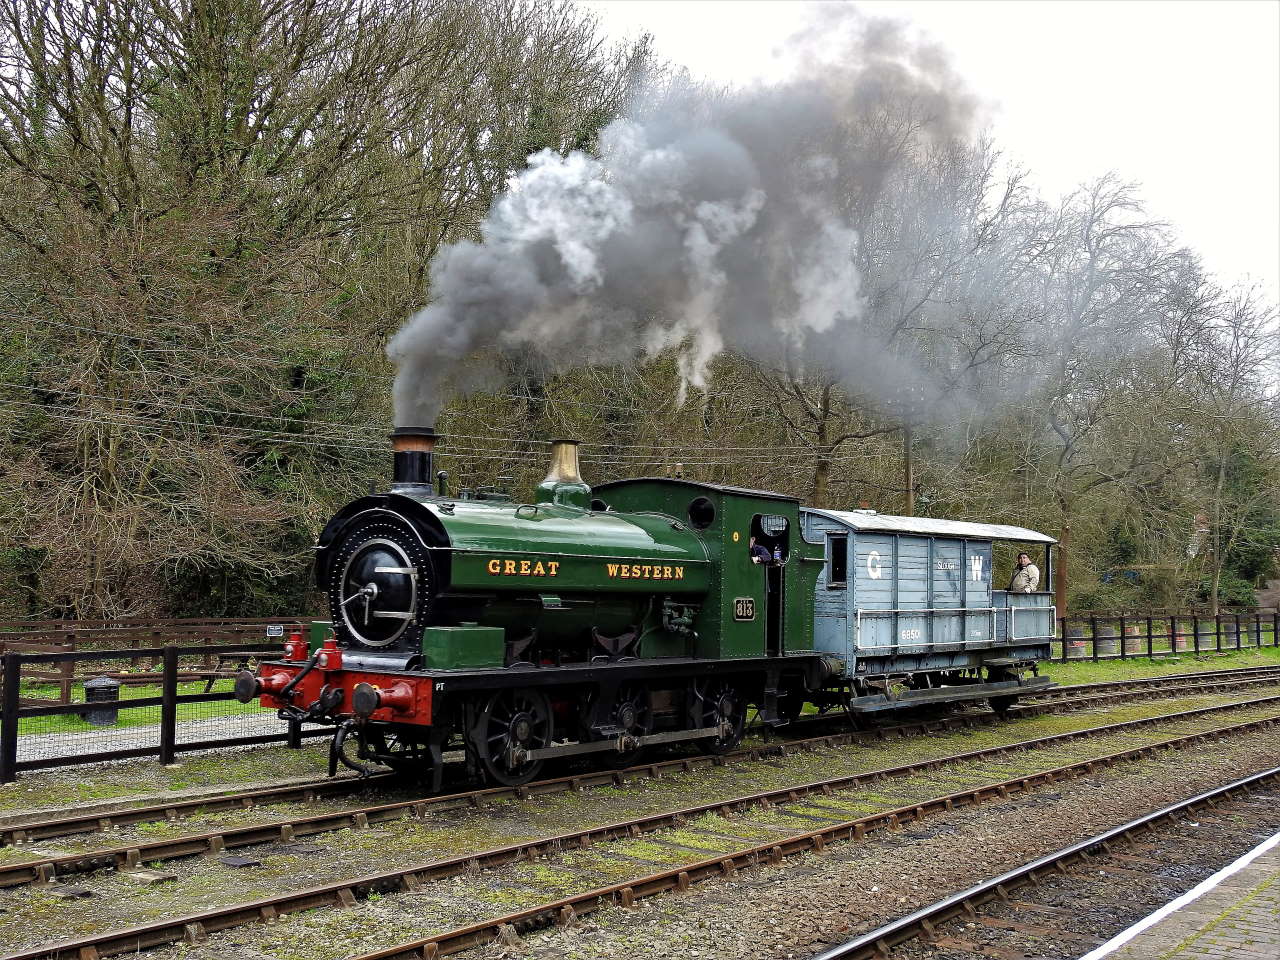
[605,563,684,580]
[486,558,560,577]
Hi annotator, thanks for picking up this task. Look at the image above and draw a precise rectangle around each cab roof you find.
[805,508,1056,544]
[594,477,800,504]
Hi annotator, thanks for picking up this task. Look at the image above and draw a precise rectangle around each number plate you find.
[266,625,285,638]
[734,597,756,621]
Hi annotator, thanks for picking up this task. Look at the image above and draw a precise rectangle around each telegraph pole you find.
[1055,523,1069,617]
[903,422,915,516]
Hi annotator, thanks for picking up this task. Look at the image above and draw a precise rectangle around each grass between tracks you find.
[1041,643,1280,685]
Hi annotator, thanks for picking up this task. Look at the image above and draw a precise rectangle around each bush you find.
[1198,571,1257,608]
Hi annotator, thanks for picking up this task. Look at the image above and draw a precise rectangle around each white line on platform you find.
[1077,827,1280,960]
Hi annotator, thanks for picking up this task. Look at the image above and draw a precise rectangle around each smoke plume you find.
[388,5,981,425]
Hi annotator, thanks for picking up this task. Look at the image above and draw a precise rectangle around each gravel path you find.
[14,712,287,763]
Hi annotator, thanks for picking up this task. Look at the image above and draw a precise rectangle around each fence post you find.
[1146,615,1154,658]
[287,718,302,749]
[159,646,178,765]
[1235,612,1242,651]
[1273,610,1279,647]
[1193,616,1201,655]
[0,651,21,783]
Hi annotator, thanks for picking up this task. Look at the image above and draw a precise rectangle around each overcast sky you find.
[583,0,1280,303]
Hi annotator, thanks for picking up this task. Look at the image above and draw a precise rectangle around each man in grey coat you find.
[1008,552,1040,593]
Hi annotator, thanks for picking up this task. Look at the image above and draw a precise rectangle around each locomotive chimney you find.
[390,426,437,494]
[535,439,591,509]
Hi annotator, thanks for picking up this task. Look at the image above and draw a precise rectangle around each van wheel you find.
[989,695,1018,715]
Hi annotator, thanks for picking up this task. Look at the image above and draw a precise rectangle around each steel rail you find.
[781,668,1280,737]
[1024,669,1280,701]
[1030,663,1280,696]
[5,663,1278,851]
[6,692,1280,891]
[808,764,1280,960]
[7,705,1280,960]
[0,774,395,847]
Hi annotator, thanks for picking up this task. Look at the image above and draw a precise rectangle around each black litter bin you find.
[84,675,121,726]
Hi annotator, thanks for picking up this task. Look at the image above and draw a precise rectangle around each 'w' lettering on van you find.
[605,563,684,580]
[970,555,984,581]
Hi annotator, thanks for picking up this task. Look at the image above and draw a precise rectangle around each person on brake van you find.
[1008,552,1040,592]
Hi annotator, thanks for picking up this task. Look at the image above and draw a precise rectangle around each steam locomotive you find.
[237,427,1056,788]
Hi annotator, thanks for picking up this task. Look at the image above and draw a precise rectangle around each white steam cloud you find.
[388,6,979,424]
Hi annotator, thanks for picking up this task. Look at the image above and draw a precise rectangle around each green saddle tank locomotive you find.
[238,427,1056,788]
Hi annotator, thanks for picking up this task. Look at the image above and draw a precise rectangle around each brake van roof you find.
[805,508,1056,545]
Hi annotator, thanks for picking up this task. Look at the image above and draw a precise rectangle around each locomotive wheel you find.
[606,685,653,767]
[479,689,553,787]
[776,687,809,724]
[694,679,746,754]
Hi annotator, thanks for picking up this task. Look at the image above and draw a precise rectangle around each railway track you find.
[3,691,1278,891]
[5,691,1280,960]
[810,765,1280,960]
[3,662,1279,854]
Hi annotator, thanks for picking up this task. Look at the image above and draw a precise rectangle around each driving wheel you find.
[694,679,746,754]
[478,689,553,786]
[607,685,653,767]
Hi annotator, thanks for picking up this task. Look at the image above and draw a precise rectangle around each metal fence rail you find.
[0,644,325,783]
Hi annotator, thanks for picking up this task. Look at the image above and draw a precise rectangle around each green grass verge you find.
[1043,643,1280,685]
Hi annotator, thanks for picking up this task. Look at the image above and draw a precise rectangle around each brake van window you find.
[828,534,848,586]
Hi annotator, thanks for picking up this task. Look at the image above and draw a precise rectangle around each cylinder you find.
[1095,624,1119,657]
[1065,625,1087,659]
[391,426,436,493]
[83,675,121,726]
[1123,624,1144,654]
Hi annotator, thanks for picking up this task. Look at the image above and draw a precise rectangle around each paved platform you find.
[1084,829,1280,959]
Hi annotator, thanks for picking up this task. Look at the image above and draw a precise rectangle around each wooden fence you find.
[1055,609,1280,661]
[0,618,304,706]
[0,644,326,783]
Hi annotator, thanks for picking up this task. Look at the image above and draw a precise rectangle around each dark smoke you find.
[388,5,981,424]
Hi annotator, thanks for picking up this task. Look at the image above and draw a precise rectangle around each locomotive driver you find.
[749,536,772,564]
